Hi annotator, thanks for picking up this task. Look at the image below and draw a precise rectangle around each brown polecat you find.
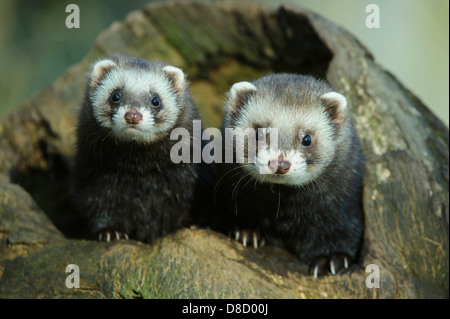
[214,74,365,277]
[72,54,202,243]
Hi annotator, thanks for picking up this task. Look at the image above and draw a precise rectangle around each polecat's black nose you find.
[124,109,143,124]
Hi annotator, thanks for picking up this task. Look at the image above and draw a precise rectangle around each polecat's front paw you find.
[310,253,353,278]
[230,228,265,249]
[97,230,129,242]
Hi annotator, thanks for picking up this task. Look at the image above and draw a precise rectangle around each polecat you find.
[72,54,200,243]
[215,74,365,277]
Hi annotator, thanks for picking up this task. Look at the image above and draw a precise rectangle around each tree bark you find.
[0,1,448,298]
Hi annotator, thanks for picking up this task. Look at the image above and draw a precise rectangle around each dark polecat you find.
[72,54,201,243]
[215,74,365,277]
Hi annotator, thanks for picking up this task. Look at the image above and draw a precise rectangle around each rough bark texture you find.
[0,1,448,298]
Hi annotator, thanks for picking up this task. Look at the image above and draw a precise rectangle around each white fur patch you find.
[111,106,156,143]
[252,148,312,186]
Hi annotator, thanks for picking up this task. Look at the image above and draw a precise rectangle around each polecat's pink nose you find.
[124,109,142,124]
[275,160,291,174]
[269,155,291,174]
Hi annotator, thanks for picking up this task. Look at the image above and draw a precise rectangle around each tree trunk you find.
[0,1,448,298]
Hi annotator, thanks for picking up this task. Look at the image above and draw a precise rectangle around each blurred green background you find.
[0,0,448,126]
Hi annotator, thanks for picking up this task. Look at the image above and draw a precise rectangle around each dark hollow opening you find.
[10,140,89,239]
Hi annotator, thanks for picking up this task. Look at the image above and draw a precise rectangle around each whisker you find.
[276,189,281,220]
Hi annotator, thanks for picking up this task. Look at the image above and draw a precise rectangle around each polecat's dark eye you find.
[151,96,160,107]
[110,90,121,103]
[302,135,312,147]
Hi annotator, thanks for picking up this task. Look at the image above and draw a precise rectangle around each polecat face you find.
[88,55,186,143]
[224,74,349,187]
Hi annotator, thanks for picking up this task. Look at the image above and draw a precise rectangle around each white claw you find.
[115,231,120,240]
[235,231,240,241]
[243,236,247,247]
[344,257,349,269]
[98,233,103,242]
[106,232,111,242]
[313,265,319,279]
[124,233,129,240]
[253,232,258,249]
[330,260,336,275]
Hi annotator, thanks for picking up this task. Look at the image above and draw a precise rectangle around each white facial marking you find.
[111,106,156,143]
[227,89,337,187]
[90,65,181,143]
[254,147,310,185]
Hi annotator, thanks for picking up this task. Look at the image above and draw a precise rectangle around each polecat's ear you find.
[91,59,116,88]
[163,66,185,95]
[320,91,348,126]
[227,81,257,113]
